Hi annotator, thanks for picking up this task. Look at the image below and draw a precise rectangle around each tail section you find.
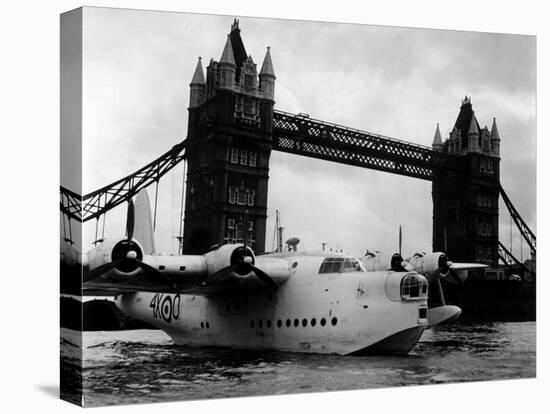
[133,189,156,254]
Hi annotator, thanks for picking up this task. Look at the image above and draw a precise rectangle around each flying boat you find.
[63,191,435,355]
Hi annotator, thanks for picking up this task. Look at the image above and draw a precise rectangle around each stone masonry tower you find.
[431,96,501,267]
[183,20,275,254]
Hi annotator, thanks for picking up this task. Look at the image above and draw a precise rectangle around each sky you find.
[73,6,536,259]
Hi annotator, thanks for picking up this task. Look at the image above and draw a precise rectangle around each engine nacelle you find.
[407,252,449,277]
[86,238,145,278]
[203,244,255,277]
[361,251,408,272]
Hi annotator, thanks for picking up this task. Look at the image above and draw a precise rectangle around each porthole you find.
[206,321,210,329]
[292,261,298,269]
[250,320,255,329]
[266,320,272,328]
[302,318,307,327]
[200,322,204,329]
[331,317,338,326]
[311,318,317,327]
[320,318,327,326]
[258,320,263,329]
[277,319,282,328]
[286,319,291,327]
[159,265,165,270]
[293,318,299,327]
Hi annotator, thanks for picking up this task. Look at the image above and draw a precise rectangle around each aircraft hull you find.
[115,268,428,355]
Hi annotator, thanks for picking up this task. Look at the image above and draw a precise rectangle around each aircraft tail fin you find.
[133,189,156,254]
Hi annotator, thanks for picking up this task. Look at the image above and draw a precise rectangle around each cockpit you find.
[318,257,364,274]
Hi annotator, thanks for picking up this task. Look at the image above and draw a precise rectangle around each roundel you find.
[161,296,173,323]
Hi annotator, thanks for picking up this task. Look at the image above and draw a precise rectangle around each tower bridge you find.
[60,20,535,277]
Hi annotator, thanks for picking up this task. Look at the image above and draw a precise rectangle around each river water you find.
[60,322,535,407]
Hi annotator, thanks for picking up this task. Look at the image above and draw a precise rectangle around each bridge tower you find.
[432,96,501,267]
[182,20,276,254]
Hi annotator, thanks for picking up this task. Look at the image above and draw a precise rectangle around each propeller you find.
[206,211,279,290]
[428,253,462,284]
[85,200,173,287]
[390,225,413,271]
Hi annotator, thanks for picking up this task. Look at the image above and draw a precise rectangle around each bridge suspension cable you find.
[60,141,186,222]
[499,184,536,254]
[498,241,534,281]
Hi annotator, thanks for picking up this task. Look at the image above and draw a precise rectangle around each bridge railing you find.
[272,110,465,181]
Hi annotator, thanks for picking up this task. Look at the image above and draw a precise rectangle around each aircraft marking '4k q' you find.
[65,190,435,355]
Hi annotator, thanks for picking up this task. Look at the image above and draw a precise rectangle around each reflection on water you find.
[60,322,535,407]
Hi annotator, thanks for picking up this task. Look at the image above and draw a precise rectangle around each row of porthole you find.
[250,317,338,330]
[200,321,210,329]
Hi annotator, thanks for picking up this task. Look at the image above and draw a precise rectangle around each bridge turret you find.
[218,35,236,90]
[491,117,501,157]
[189,57,205,108]
[432,123,443,151]
[259,47,276,101]
[467,112,480,153]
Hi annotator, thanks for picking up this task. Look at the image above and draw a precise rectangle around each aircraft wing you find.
[446,262,488,284]
[83,252,291,297]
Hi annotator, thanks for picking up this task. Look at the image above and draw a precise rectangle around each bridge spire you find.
[259,47,276,100]
[219,35,236,89]
[189,57,205,107]
[491,117,501,157]
[432,123,443,151]
[220,35,236,66]
[191,57,205,85]
[260,47,275,77]
[467,112,480,152]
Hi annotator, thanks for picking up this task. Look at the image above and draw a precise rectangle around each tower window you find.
[249,152,257,167]
[244,74,254,88]
[246,190,255,206]
[230,148,239,164]
[240,150,248,165]
[228,187,238,204]
[243,99,254,115]
[237,189,247,205]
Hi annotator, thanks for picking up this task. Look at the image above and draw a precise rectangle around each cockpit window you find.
[342,258,363,272]
[319,257,363,274]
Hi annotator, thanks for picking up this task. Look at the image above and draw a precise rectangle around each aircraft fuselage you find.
[115,253,429,355]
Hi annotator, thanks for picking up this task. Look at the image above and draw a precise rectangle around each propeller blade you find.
[447,268,464,284]
[84,259,125,282]
[136,260,162,275]
[137,260,176,288]
[399,225,402,256]
[252,265,279,291]
[126,199,135,241]
[206,263,241,285]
